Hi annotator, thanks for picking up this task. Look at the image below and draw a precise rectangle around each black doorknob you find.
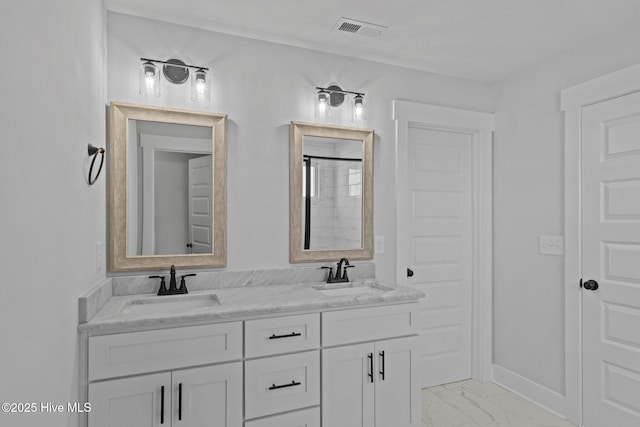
[583,280,599,291]
[407,268,414,278]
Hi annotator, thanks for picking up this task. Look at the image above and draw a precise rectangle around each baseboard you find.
[492,364,567,419]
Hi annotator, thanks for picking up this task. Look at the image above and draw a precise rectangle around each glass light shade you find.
[191,69,210,102]
[315,90,330,120]
[352,94,366,122]
[139,61,160,97]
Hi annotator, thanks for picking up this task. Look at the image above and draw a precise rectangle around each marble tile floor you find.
[423,380,577,427]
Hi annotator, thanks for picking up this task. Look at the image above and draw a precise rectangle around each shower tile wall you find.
[304,140,362,249]
[333,141,362,248]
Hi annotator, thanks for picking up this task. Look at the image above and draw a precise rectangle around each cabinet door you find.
[374,336,420,427]
[89,372,170,427]
[172,362,242,427]
[322,342,375,427]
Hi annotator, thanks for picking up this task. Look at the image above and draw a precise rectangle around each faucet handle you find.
[321,266,335,282]
[178,274,196,294]
[149,275,167,295]
[342,265,355,281]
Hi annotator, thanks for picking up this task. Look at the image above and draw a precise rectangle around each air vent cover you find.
[333,18,387,38]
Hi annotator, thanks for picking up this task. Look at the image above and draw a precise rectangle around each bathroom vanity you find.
[90,106,416,425]
[79,276,423,427]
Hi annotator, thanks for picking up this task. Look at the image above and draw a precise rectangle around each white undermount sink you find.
[119,293,221,315]
[312,282,392,297]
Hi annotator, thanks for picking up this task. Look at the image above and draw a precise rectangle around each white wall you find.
[107,11,494,283]
[492,22,640,396]
[0,1,106,426]
[3,4,638,424]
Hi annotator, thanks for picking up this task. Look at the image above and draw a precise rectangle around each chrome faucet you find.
[149,265,196,296]
[322,258,354,283]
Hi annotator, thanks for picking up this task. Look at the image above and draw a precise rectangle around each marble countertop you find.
[79,280,424,333]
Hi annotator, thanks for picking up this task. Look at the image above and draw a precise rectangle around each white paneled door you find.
[188,155,213,254]
[405,126,473,387]
[582,91,640,427]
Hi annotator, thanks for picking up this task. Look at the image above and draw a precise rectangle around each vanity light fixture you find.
[191,68,210,102]
[316,89,331,119]
[139,58,210,102]
[140,60,160,97]
[314,85,366,122]
[353,94,366,122]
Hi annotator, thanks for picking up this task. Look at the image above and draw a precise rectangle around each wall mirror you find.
[290,121,373,262]
[109,102,227,271]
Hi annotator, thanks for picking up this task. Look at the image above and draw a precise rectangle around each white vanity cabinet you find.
[321,304,421,427]
[87,322,243,427]
[244,313,321,425]
[89,363,242,427]
[83,301,420,427]
[89,372,168,427]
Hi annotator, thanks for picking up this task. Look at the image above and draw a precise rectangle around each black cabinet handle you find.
[178,382,182,421]
[368,353,374,383]
[379,351,385,380]
[269,332,302,340]
[268,380,301,390]
[407,268,414,277]
[160,385,165,424]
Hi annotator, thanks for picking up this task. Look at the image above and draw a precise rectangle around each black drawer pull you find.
[268,380,301,390]
[368,353,374,383]
[269,332,302,340]
[160,385,165,424]
[178,382,182,421]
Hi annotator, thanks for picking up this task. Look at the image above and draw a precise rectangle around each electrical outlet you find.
[96,242,104,272]
[539,236,564,256]
[375,235,385,254]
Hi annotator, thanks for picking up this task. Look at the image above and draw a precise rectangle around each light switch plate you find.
[539,235,564,256]
[375,236,384,254]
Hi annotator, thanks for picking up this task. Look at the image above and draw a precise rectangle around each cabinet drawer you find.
[245,313,319,358]
[244,351,320,419]
[322,304,419,347]
[244,407,319,427]
[89,322,242,380]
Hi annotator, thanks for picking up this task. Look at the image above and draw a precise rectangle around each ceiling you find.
[106,0,640,83]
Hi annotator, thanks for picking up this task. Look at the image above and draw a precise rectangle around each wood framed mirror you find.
[109,102,227,271]
[289,121,374,263]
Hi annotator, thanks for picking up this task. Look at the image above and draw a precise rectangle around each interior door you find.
[405,125,473,387]
[188,155,213,254]
[582,91,640,427]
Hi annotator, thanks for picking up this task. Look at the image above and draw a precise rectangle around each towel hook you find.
[88,143,105,185]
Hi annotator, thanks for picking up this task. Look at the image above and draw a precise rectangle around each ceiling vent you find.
[333,17,387,38]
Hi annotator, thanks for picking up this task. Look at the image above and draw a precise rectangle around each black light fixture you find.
[139,57,210,102]
[315,85,366,122]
